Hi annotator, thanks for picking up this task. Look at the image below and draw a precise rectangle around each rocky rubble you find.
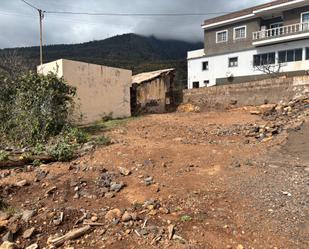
[246,96,309,141]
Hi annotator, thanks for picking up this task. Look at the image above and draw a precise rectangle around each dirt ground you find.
[0,107,308,249]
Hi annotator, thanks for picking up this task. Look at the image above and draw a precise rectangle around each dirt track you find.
[0,108,308,249]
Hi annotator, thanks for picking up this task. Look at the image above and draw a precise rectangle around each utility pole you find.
[38,9,44,65]
[21,0,44,66]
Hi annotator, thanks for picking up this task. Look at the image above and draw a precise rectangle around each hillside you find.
[0,34,203,87]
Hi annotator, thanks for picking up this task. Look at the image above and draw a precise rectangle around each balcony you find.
[252,22,309,46]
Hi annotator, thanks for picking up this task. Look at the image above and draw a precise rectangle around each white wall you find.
[188,39,309,89]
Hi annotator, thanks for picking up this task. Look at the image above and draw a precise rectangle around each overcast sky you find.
[0,0,270,49]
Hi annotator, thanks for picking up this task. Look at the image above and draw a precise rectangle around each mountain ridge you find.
[0,33,204,87]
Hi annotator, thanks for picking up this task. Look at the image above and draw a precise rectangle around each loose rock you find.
[22,227,35,239]
[105,208,122,221]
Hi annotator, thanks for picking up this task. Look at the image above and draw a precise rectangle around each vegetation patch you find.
[0,67,112,163]
[0,150,9,162]
[180,215,192,222]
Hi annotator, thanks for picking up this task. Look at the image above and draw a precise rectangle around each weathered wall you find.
[38,59,132,124]
[134,75,172,114]
[184,75,309,110]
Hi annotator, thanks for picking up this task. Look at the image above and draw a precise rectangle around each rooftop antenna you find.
[21,0,45,66]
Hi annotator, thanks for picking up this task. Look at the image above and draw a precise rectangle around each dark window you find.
[278,51,286,63]
[228,57,238,67]
[193,82,199,88]
[253,55,261,66]
[306,48,309,60]
[204,80,209,86]
[278,48,303,63]
[295,49,303,61]
[268,53,276,64]
[287,50,294,62]
[202,61,209,71]
[253,52,275,66]
[261,54,268,64]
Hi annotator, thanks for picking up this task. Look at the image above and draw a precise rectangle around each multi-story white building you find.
[188,0,309,89]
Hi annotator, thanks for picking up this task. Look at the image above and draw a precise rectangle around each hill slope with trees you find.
[0,33,203,88]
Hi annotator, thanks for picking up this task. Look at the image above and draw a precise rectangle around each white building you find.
[188,0,309,89]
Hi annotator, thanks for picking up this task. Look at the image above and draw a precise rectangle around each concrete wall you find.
[188,39,309,88]
[204,18,260,56]
[283,5,309,25]
[183,75,309,110]
[38,59,132,124]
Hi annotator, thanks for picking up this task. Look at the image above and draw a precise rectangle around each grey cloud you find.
[0,0,269,48]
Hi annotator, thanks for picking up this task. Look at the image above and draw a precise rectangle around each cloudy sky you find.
[0,0,269,48]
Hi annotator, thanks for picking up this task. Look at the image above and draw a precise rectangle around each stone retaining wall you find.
[183,75,309,110]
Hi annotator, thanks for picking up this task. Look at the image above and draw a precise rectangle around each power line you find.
[21,0,40,11]
[20,0,232,17]
[44,11,231,16]
[21,0,44,65]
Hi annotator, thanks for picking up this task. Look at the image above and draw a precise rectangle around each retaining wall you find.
[183,75,309,110]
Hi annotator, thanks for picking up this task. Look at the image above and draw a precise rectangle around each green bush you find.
[0,150,9,161]
[95,135,111,146]
[0,71,76,146]
[49,140,75,162]
[64,127,89,144]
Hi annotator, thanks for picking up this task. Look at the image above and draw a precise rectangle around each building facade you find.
[188,0,309,89]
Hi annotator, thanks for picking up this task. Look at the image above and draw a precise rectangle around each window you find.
[301,12,309,30]
[202,61,209,71]
[192,82,199,89]
[204,80,209,86]
[216,30,228,43]
[270,22,283,29]
[234,26,246,40]
[306,48,309,60]
[253,52,275,66]
[270,22,283,36]
[228,57,238,67]
[278,48,303,63]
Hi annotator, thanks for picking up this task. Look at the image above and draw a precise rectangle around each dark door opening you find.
[130,85,138,116]
[193,81,200,88]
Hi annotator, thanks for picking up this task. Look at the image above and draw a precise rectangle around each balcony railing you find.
[253,22,309,41]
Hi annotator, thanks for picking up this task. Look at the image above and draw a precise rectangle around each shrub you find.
[49,140,75,162]
[64,127,89,144]
[0,150,9,161]
[0,71,76,146]
[95,135,111,146]
[31,143,46,155]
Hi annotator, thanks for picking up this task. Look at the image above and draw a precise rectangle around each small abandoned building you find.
[38,59,132,124]
[131,69,175,115]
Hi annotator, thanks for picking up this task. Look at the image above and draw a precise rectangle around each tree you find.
[0,50,29,78]
[254,61,283,78]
